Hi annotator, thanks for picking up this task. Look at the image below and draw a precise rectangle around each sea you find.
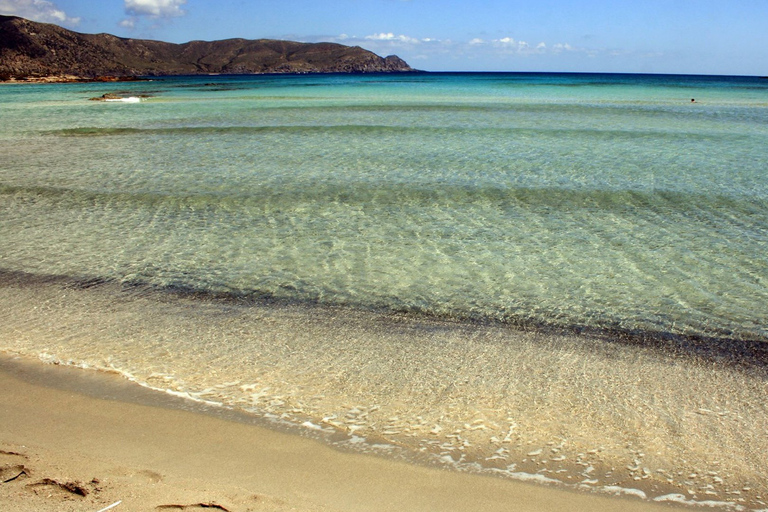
[1,72,767,509]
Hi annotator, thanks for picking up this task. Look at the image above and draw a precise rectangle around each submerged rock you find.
[89,93,123,101]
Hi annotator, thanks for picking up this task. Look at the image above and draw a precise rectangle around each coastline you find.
[0,75,148,84]
[0,354,681,512]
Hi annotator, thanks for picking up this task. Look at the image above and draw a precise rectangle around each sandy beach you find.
[0,354,683,512]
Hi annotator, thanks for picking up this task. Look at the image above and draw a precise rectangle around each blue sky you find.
[1,0,766,75]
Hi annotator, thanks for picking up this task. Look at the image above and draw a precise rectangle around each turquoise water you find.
[2,73,767,340]
[2,73,768,507]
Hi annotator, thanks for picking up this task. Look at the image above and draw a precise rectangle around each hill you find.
[0,15,414,79]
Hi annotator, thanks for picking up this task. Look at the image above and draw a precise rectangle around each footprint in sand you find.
[137,469,164,483]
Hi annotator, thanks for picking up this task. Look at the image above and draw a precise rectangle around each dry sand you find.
[0,354,682,512]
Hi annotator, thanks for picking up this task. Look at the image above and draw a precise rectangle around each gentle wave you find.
[3,182,766,342]
[44,123,759,141]
[2,180,766,213]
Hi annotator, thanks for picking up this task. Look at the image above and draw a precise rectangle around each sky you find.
[1,0,766,75]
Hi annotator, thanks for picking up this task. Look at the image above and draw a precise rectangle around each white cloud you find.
[124,0,187,18]
[552,43,574,52]
[365,32,421,44]
[120,0,186,31]
[305,32,602,70]
[491,37,561,55]
[0,0,79,25]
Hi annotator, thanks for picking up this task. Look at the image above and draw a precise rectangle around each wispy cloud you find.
[469,37,556,55]
[0,0,80,26]
[323,32,445,50]
[121,0,186,30]
[319,32,580,57]
[302,31,625,69]
[551,43,575,53]
[365,32,422,44]
[124,0,186,18]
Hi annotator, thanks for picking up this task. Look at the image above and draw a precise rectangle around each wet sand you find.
[0,354,683,512]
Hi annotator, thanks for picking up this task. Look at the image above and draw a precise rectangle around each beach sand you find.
[0,355,681,512]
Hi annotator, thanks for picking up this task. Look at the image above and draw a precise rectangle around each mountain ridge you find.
[0,15,415,79]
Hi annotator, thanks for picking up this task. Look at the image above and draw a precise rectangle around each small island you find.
[0,15,415,82]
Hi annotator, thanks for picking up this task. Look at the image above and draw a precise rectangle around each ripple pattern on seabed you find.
[2,117,767,339]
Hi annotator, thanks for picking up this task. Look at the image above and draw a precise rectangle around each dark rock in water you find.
[0,15,416,79]
[89,93,123,101]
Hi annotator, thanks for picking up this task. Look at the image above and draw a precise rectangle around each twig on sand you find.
[96,501,122,512]
[2,468,29,483]
[157,503,231,511]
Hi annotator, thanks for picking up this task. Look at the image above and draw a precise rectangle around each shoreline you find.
[1,270,766,372]
[0,272,766,510]
[0,353,682,512]
[0,75,149,84]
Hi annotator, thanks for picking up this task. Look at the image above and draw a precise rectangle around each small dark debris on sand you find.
[26,477,91,497]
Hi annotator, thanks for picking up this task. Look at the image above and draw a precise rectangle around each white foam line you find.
[28,355,758,512]
[36,354,227,410]
[162,388,223,408]
[104,97,141,103]
[601,485,647,500]
[55,360,344,441]
[301,421,333,432]
[653,494,747,510]
[507,472,562,485]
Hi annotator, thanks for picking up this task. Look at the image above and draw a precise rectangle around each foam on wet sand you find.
[1,354,687,512]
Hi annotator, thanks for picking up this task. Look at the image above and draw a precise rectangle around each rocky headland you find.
[0,15,415,81]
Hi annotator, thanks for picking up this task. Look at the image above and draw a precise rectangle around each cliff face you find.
[0,16,415,77]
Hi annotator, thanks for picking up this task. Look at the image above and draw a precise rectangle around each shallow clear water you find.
[2,73,768,340]
[1,73,767,508]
